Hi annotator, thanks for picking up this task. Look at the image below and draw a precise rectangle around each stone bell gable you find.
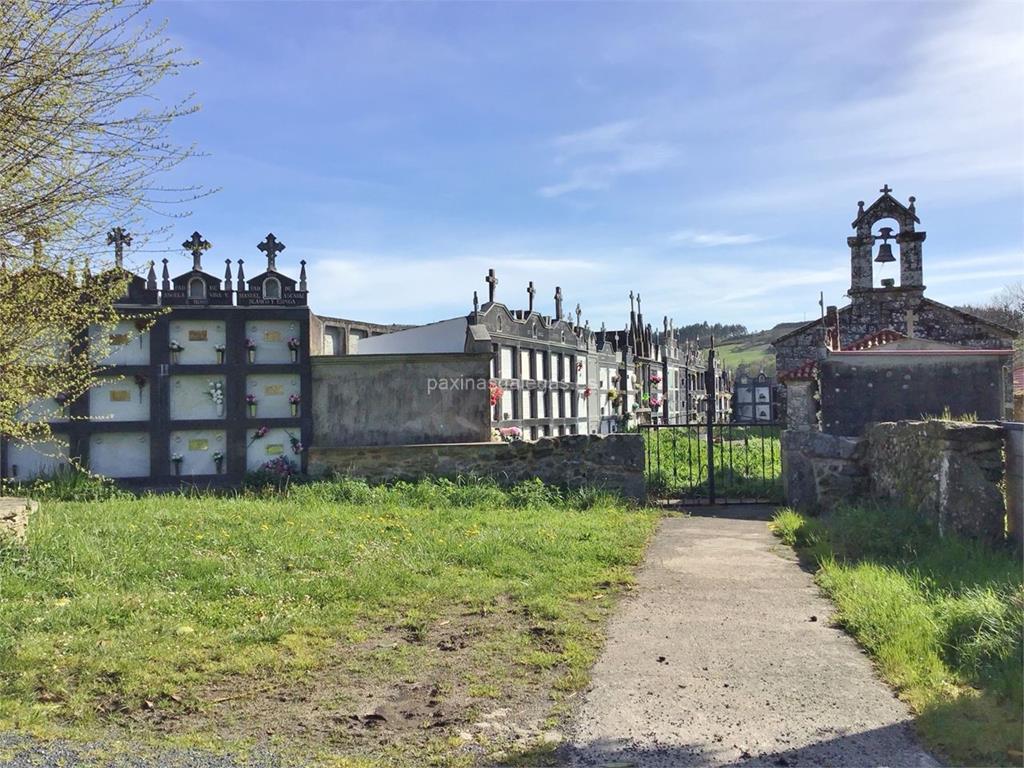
[774,185,1017,377]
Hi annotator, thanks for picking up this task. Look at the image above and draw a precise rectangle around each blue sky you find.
[149,0,1023,331]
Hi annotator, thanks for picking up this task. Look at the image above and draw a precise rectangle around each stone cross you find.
[258,233,286,271]
[636,293,642,315]
[527,281,536,312]
[879,184,892,195]
[182,231,211,271]
[575,303,582,327]
[554,286,563,319]
[905,308,918,338]
[106,227,132,269]
[485,269,498,303]
[473,290,479,315]
[629,290,635,313]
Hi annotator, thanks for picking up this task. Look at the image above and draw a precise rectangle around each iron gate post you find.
[706,344,716,504]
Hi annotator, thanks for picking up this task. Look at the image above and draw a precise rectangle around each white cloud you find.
[670,229,767,247]
[539,120,678,198]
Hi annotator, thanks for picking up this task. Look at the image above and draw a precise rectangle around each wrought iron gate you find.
[640,342,783,504]
[641,420,783,504]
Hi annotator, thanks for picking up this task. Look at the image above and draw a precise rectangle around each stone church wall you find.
[308,433,645,501]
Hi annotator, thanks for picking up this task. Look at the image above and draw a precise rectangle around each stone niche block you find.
[5,437,69,480]
[170,375,227,421]
[89,379,150,421]
[245,427,299,472]
[245,373,301,419]
[168,319,227,365]
[89,432,150,478]
[246,320,301,365]
[91,320,150,366]
[169,429,227,476]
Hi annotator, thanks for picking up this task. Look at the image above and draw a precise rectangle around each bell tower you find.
[847,185,926,296]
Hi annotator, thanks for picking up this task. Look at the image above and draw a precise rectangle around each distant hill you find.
[711,322,807,377]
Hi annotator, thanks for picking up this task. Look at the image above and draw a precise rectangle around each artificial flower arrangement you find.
[498,426,522,442]
[287,431,304,454]
[215,343,226,364]
[208,381,225,416]
[169,339,184,363]
[171,452,183,475]
[245,337,257,363]
[289,393,301,416]
[248,425,269,445]
[246,393,258,417]
[582,386,592,398]
[607,389,619,401]
[287,337,301,362]
[649,373,662,385]
[134,374,147,402]
[260,455,297,479]
[212,450,224,474]
[488,381,503,407]
[649,395,662,409]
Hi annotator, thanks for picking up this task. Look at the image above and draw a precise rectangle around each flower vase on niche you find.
[288,337,301,363]
[212,452,224,475]
[169,340,183,364]
[289,393,300,417]
[246,394,257,417]
[171,455,183,476]
[215,345,225,365]
[245,338,256,363]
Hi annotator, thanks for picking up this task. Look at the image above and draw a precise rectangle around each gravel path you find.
[563,507,940,768]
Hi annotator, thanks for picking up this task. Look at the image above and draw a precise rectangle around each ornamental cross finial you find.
[575,303,582,326]
[106,227,132,269]
[637,293,642,314]
[629,290,635,313]
[258,233,286,271]
[527,280,536,312]
[485,268,498,303]
[880,184,892,195]
[182,231,211,271]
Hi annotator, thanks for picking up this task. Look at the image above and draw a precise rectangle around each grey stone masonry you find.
[866,421,1008,544]
[782,420,1012,546]
[309,433,645,501]
[0,497,37,544]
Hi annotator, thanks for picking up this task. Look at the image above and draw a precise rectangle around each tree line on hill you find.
[671,322,748,344]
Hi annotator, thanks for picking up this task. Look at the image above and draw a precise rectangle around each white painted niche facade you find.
[168,319,227,365]
[245,426,298,471]
[170,375,227,421]
[246,319,300,364]
[89,432,150,477]
[169,429,227,475]
[90,379,149,421]
[5,437,69,480]
[244,373,301,419]
[90,320,150,366]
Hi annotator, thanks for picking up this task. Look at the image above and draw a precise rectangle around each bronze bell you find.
[874,226,896,263]
[874,242,895,263]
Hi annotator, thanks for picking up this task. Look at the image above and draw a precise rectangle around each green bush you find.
[1,469,130,502]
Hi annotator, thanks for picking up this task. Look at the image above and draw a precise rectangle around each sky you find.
[145,0,1024,331]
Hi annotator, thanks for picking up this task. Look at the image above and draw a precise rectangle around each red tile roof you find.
[845,328,906,351]
[778,359,818,382]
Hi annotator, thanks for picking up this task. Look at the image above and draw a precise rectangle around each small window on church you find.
[188,277,206,300]
[263,277,281,300]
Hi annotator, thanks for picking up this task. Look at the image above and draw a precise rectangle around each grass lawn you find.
[770,505,1023,767]
[644,425,783,501]
[0,478,659,767]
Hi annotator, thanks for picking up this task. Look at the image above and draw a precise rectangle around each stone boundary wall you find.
[1002,423,1022,551]
[309,434,645,501]
[782,420,1012,545]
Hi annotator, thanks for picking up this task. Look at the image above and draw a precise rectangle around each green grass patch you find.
[770,504,1023,767]
[0,477,658,765]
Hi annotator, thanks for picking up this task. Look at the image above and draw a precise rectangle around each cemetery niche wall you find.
[0,230,313,485]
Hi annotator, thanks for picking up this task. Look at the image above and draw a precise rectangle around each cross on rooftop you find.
[258,233,286,271]
[182,231,211,271]
[880,184,892,195]
[527,280,536,312]
[106,227,132,269]
[485,268,498,303]
[629,290,635,313]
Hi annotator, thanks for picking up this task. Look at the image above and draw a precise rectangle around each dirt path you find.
[563,507,939,767]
